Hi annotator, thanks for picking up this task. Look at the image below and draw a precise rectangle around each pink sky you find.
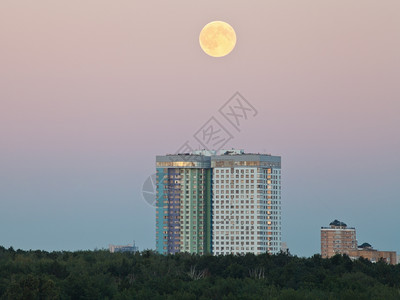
[1,0,399,255]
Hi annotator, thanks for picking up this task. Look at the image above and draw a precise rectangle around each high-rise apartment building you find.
[211,150,282,255]
[155,149,282,256]
[155,154,212,255]
[320,220,357,258]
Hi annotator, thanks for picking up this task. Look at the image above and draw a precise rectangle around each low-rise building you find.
[109,242,139,253]
[348,243,397,265]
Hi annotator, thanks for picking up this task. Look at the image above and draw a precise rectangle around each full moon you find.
[199,21,236,58]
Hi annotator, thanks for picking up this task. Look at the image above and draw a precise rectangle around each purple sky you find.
[1,0,399,256]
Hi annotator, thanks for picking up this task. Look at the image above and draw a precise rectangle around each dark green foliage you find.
[0,248,399,299]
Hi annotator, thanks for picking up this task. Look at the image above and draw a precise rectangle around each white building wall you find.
[212,165,281,255]
[257,167,282,254]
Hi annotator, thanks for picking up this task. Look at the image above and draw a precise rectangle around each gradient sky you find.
[1,0,399,257]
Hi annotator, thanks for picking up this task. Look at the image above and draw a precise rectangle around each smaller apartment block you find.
[109,243,139,253]
[321,220,397,265]
[321,220,357,258]
[348,243,397,265]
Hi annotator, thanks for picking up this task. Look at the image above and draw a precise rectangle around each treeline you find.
[0,246,399,299]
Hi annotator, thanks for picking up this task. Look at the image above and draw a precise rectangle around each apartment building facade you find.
[348,243,397,265]
[211,150,282,255]
[155,154,212,255]
[321,220,357,258]
[156,150,282,256]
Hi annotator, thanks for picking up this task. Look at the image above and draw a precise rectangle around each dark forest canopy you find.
[0,246,399,300]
